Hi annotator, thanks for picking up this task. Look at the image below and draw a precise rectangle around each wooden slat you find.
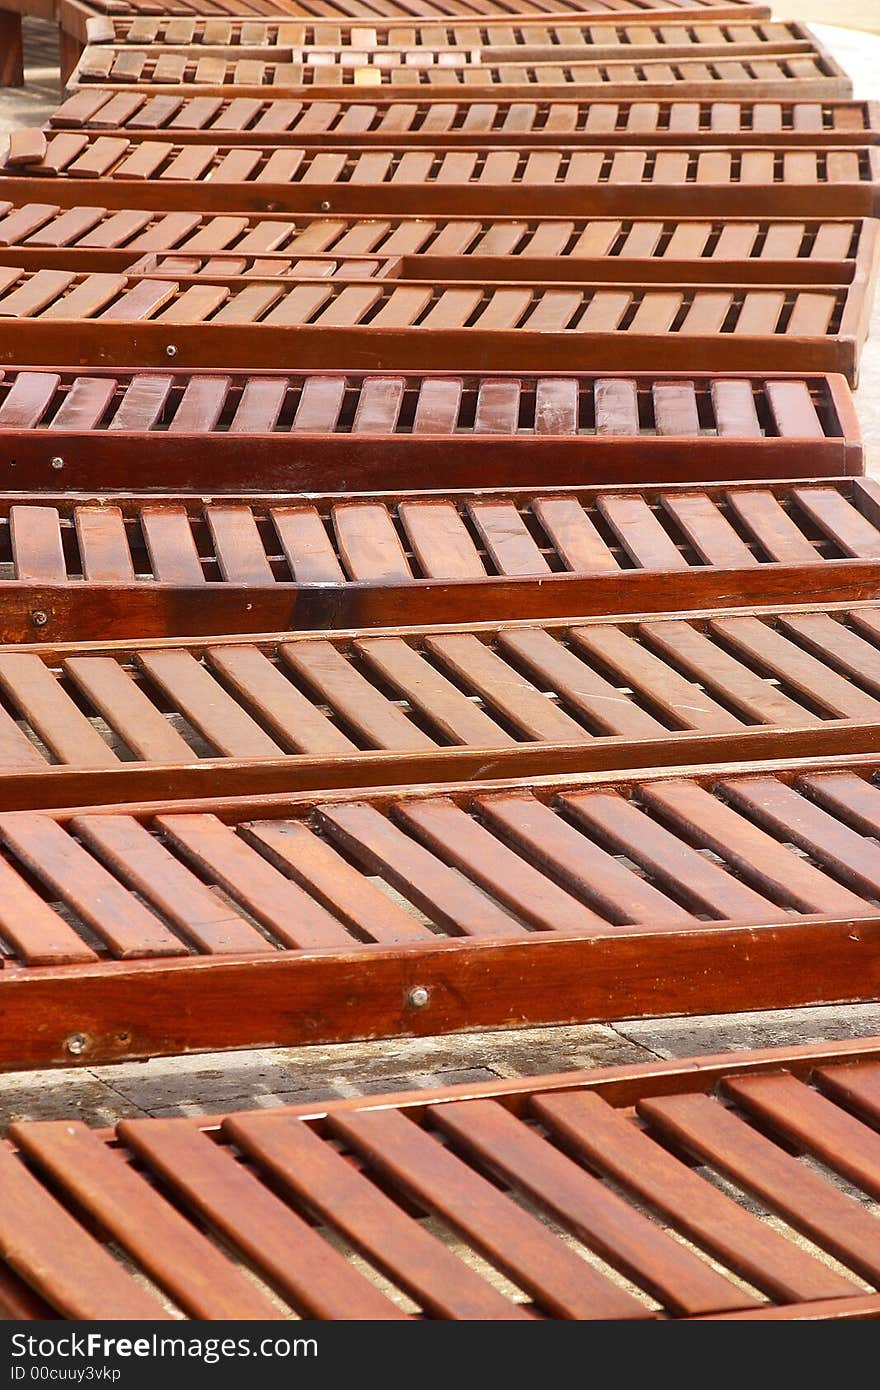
[423,632,591,741]
[243,817,433,945]
[280,639,435,750]
[0,653,118,767]
[0,1147,170,1321]
[117,1120,405,1319]
[639,1092,880,1285]
[533,1089,858,1304]
[157,813,358,950]
[330,1106,649,1320]
[224,1110,529,1320]
[205,645,356,755]
[476,792,696,926]
[639,779,871,915]
[0,812,185,958]
[567,624,743,731]
[395,796,613,935]
[72,814,276,954]
[639,618,819,725]
[354,636,514,746]
[398,501,485,580]
[432,1098,752,1315]
[318,800,527,938]
[136,649,284,758]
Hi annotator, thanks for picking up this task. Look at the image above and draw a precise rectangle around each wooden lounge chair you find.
[48,93,880,145]
[7,1032,880,1318]
[1,600,880,807]
[0,770,877,1051]
[0,368,861,488]
[0,265,869,379]
[1,0,776,88]
[0,477,878,639]
[2,205,877,295]
[4,137,878,223]
[67,36,850,103]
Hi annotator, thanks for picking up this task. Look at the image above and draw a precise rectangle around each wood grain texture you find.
[2,751,880,1068]
[8,1031,880,1319]
[0,368,860,488]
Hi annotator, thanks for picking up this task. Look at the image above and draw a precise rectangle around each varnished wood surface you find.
[50,93,880,145]
[87,15,810,53]
[0,265,866,379]
[0,477,876,638]
[1,205,877,294]
[4,140,877,223]
[4,1037,880,1320]
[3,750,880,1069]
[0,369,861,488]
[66,35,850,104]
[1,600,880,806]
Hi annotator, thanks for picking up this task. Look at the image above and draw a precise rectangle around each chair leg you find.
[0,9,24,86]
[59,25,81,85]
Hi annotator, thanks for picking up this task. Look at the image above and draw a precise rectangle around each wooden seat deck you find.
[2,205,876,291]
[5,1033,880,1318]
[2,601,880,807]
[0,264,867,380]
[4,140,877,223]
[89,16,809,53]
[0,1,778,89]
[0,477,877,639]
[2,753,880,1069]
[0,368,860,489]
[67,46,850,101]
[48,93,880,146]
[59,0,776,18]
[59,0,778,21]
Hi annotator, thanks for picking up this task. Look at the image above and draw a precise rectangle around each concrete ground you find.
[2,11,880,1128]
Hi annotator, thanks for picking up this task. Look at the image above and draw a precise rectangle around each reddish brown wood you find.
[7,1039,880,1319]
[0,8,24,87]
[0,369,861,489]
[61,0,773,18]
[0,269,867,380]
[0,752,879,1069]
[95,15,805,54]
[50,93,880,146]
[67,33,850,102]
[0,600,879,807]
[0,477,878,638]
[2,206,876,293]
[4,143,878,230]
[50,0,777,78]
[51,93,880,146]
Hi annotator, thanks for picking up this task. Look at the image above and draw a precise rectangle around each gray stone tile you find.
[83,1024,649,1118]
[615,1003,880,1060]
[0,1068,146,1131]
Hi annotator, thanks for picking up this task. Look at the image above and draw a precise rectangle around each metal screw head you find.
[165,344,178,358]
[30,610,49,627]
[320,200,332,211]
[65,1033,88,1056]
[407,985,430,1009]
[50,455,64,470]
